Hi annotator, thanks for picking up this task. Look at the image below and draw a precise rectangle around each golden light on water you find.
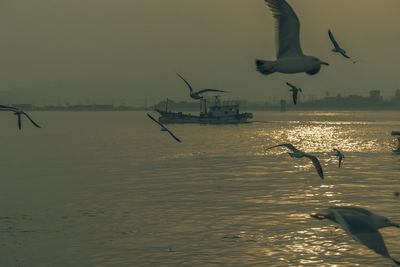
[2,111,400,266]
[258,121,393,154]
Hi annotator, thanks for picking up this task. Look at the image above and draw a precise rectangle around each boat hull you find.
[156,109,252,124]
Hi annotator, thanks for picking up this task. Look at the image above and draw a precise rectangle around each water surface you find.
[1,111,400,266]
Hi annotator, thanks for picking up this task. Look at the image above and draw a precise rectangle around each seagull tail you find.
[255,59,276,75]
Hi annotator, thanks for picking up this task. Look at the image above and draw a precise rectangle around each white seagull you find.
[333,149,344,168]
[147,113,182,143]
[266,143,324,179]
[311,206,400,265]
[286,82,302,105]
[256,0,329,76]
[328,29,356,63]
[176,73,226,100]
[0,105,41,130]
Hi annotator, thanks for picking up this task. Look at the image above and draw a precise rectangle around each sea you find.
[1,110,400,266]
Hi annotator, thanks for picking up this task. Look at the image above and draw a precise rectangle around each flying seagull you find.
[0,105,41,130]
[176,73,226,100]
[266,143,324,179]
[286,82,302,104]
[147,113,182,143]
[256,0,329,76]
[333,149,344,168]
[328,29,356,63]
[311,206,400,265]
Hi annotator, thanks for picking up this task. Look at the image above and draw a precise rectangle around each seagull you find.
[0,105,41,130]
[176,73,226,100]
[286,82,302,104]
[256,0,329,76]
[333,149,344,168]
[147,113,182,143]
[328,29,356,63]
[266,143,324,179]
[311,206,400,265]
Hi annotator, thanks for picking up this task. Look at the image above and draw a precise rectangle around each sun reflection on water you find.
[104,111,400,266]
[257,120,394,154]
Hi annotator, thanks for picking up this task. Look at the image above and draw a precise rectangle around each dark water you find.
[1,111,400,266]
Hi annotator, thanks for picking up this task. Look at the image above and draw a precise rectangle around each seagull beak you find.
[310,214,326,220]
[321,61,329,66]
[391,222,400,228]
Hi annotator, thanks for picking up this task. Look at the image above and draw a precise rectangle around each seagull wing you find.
[265,0,303,59]
[340,51,351,59]
[165,129,182,143]
[328,29,340,49]
[0,105,18,111]
[329,30,353,59]
[332,207,372,216]
[17,113,21,130]
[196,89,226,95]
[22,112,41,128]
[266,143,300,153]
[334,210,394,261]
[176,73,193,93]
[147,113,166,129]
[303,154,324,179]
[286,82,296,89]
[147,113,181,143]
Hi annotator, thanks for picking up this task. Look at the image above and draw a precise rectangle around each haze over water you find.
[1,111,400,266]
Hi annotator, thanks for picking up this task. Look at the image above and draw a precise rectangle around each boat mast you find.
[200,98,207,115]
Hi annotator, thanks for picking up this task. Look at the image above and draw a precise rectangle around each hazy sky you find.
[1,0,400,104]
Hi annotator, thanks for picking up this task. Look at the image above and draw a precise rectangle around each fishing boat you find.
[155,96,252,124]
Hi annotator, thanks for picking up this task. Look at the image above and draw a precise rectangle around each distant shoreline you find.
[19,107,400,112]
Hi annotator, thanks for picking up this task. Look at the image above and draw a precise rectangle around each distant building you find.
[369,90,382,101]
[12,104,33,110]
[390,89,400,104]
[280,99,286,112]
[94,104,113,110]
